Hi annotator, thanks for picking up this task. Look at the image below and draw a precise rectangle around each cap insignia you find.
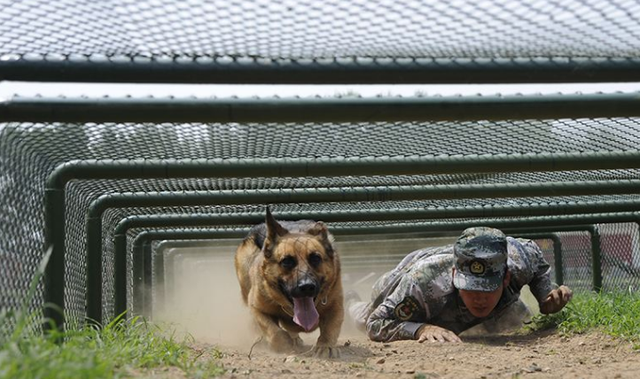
[469,260,486,275]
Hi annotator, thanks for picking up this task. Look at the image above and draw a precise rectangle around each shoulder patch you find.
[393,296,420,321]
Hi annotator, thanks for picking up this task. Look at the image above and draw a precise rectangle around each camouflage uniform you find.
[349,227,554,342]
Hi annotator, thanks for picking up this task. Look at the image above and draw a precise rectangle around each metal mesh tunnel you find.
[2,0,640,334]
[4,119,640,330]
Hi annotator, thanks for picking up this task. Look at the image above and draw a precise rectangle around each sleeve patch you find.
[393,296,420,321]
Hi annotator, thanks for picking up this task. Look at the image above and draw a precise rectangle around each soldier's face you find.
[458,271,511,318]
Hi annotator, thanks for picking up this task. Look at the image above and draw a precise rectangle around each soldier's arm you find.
[365,277,429,342]
[539,285,573,314]
[520,239,572,312]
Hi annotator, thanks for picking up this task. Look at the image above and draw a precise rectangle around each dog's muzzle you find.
[279,276,322,332]
[291,277,319,298]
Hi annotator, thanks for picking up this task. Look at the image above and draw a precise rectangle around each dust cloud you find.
[154,242,257,349]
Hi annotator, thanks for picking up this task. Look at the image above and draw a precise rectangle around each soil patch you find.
[155,247,639,378]
[204,331,639,379]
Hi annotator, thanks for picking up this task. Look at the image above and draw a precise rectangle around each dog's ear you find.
[262,207,288,259]
[308,221,335,258]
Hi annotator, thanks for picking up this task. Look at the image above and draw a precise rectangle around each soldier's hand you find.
[539,285,573,314]
[416,324,461,343]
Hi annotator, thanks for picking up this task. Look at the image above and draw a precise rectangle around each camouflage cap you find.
[452,227,508,292]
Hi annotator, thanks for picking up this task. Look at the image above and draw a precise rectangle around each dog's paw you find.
[290,335,307,352]
[302,344,341,359]
[270,331,297,353]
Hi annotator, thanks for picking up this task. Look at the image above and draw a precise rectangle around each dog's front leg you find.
[309,302,344,358]
[251,308,296,353]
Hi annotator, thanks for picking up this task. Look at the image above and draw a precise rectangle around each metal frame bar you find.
[4,93,640,123]
[152,242,167,317]
[514,233,564,286]
[47,153,640,188]
[591,227,604,292]
[162,248,182,316]
[515,226,602,291]
[142,241,153,319]
[514,226,603,289]
[3,57,640,84]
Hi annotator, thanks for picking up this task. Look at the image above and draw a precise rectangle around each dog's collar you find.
[281,306,293,317]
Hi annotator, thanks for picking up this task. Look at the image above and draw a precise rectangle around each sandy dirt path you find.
[206,331,639,379]
[154,244,639,379]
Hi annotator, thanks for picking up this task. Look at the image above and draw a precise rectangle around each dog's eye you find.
[280,256,296,269]
[308,253,323,267]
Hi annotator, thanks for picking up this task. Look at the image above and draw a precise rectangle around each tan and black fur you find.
[235,209,343,358]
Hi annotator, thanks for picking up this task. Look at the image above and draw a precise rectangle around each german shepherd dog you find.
[235,209,343,358]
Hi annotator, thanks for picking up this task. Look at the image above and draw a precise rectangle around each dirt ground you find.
[203,330,640,379]
[156,242,640,379]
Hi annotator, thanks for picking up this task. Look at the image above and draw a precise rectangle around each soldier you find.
[347,227,573,343]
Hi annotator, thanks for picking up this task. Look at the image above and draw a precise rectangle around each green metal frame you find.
[4,93,640,123]
[514,226,603,290]
[43,152,640,330]
[134,224,604,318]
[88,196,640,324]
[514,233,564,286]
[3,56,640,84]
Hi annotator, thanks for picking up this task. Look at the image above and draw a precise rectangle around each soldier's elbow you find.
[365,323,386,342]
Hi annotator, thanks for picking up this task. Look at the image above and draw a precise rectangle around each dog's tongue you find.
[292,297,319,332]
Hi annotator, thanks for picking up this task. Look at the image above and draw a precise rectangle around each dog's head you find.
[260,208,338,331]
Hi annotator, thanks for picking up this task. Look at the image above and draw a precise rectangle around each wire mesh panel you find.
[555,231,593,292]
[598,223,640,291]
[529,238,558,285]
[0,124,54,330]
[1,0,640,83]
[1,0,637,58]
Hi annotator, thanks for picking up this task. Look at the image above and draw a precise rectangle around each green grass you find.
[0,315,225,379]
[526,290,640,348]
[0,247,225,379]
